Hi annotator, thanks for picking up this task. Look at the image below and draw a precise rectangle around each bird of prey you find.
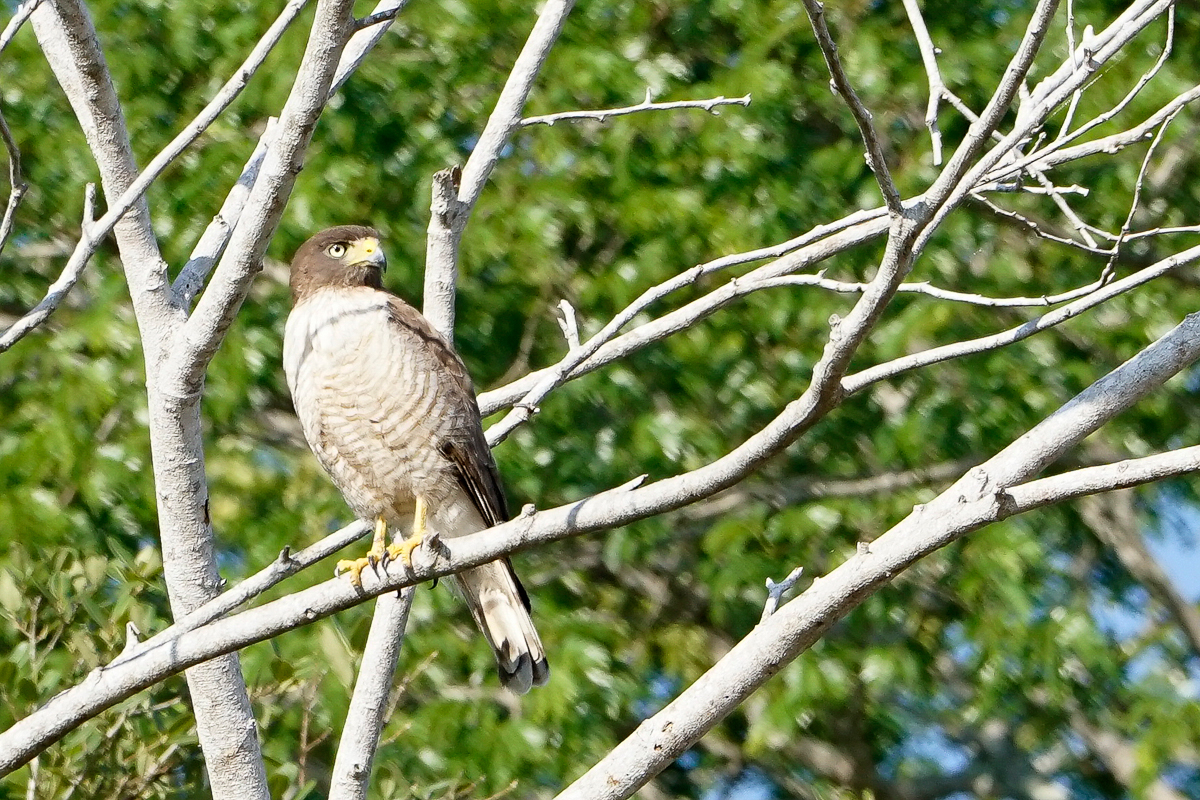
[283,225,549,694]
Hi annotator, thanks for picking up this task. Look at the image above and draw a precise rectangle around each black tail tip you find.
[499,654,550,695]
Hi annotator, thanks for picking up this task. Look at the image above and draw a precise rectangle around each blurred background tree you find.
[1,0,1198,798]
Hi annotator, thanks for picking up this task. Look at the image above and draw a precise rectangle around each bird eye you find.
[327,243,347,258]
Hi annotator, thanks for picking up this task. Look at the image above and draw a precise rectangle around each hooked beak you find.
[348,237,387,273]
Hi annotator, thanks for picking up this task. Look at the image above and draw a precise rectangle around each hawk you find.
[283,225,549,694]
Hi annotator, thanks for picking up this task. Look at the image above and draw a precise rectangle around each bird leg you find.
[336,516,390,587]
[385,495,427,566]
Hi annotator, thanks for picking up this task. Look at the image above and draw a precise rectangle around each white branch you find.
[843,243,1200,394]
[4,297,1199,786]
[0,0,40,58]
[521,90,750,127]
[29,0,270,795]
[423,0,576,335]
[2,0,306,353]
[0,109,26,259]
[553,310,1200,800]
[170,0,355,393]
[328,588,416,800]
[901,0,945,164]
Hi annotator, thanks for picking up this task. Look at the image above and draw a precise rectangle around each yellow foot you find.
[384,495,428,567]
[336,517,389,587]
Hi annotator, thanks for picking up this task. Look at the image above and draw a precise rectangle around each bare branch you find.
[2,0,307,353]
[331,0,409,96]
[137,520,371,652]
[0,184,96,353]
[901,0,945,165]
[1055,4,1174,146]
[353,2,405,33]
[30,0,270,794]
[971,193,1113,257]
[423,166,463,333]
[328,588,416,800]
[992,3,1182,183]
[0,0,40,57]
[842,243,1200,394]
[173,123,276,308]
[15,284,1200,785]
[746,270,1120,309]
[174,0,407,308]
[555,299,581,351]
[171,0,356,394]
[0,109,26,259]
[478,207,893,416]
[801,0,902,214]
[423,0,576,335]
[759,567,804,624]
[521,90,751,127]
[553,311,1200,800]
[917,0,1060,240]
[1009,446,1200,510]
[1099,107,1181,282]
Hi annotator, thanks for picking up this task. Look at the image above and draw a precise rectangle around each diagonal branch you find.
[423,0,576,334]
[521,90,751,127]
[553,311,1200,800]
[173,0,408,309]
[170,0,356,394]
[842,242,1200,394]
[0,0,40,58]
[2,0,307,354]
[801,0,902,214]
[0,108,26,259]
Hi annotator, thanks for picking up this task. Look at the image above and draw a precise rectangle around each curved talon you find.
[337,516,391,587]
[336,557,371,587]
[386,534,422,567]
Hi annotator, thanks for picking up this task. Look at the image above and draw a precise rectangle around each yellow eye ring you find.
[327,243,347,258]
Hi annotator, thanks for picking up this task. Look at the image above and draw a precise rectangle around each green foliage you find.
[1,0,1199,798]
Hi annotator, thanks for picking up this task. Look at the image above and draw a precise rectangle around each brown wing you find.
[384,296,510,527]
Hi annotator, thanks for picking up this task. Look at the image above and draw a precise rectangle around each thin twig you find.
[996,3,1177,183]
[521,90,751,127]
[331,0,409,97]
[842,243,1200,395]
[0,184,98,352]
[901,0,945,165]
[971,193,1112,256]
[0,108,27,259]
[746,271,1112,309]
[1035,170,1100,248]
[0,0,40,57]
[759,567,804,624]
[1099,107,1181,283]
[801,0,902,214]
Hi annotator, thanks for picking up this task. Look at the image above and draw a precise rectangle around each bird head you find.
[290,225,388,301]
